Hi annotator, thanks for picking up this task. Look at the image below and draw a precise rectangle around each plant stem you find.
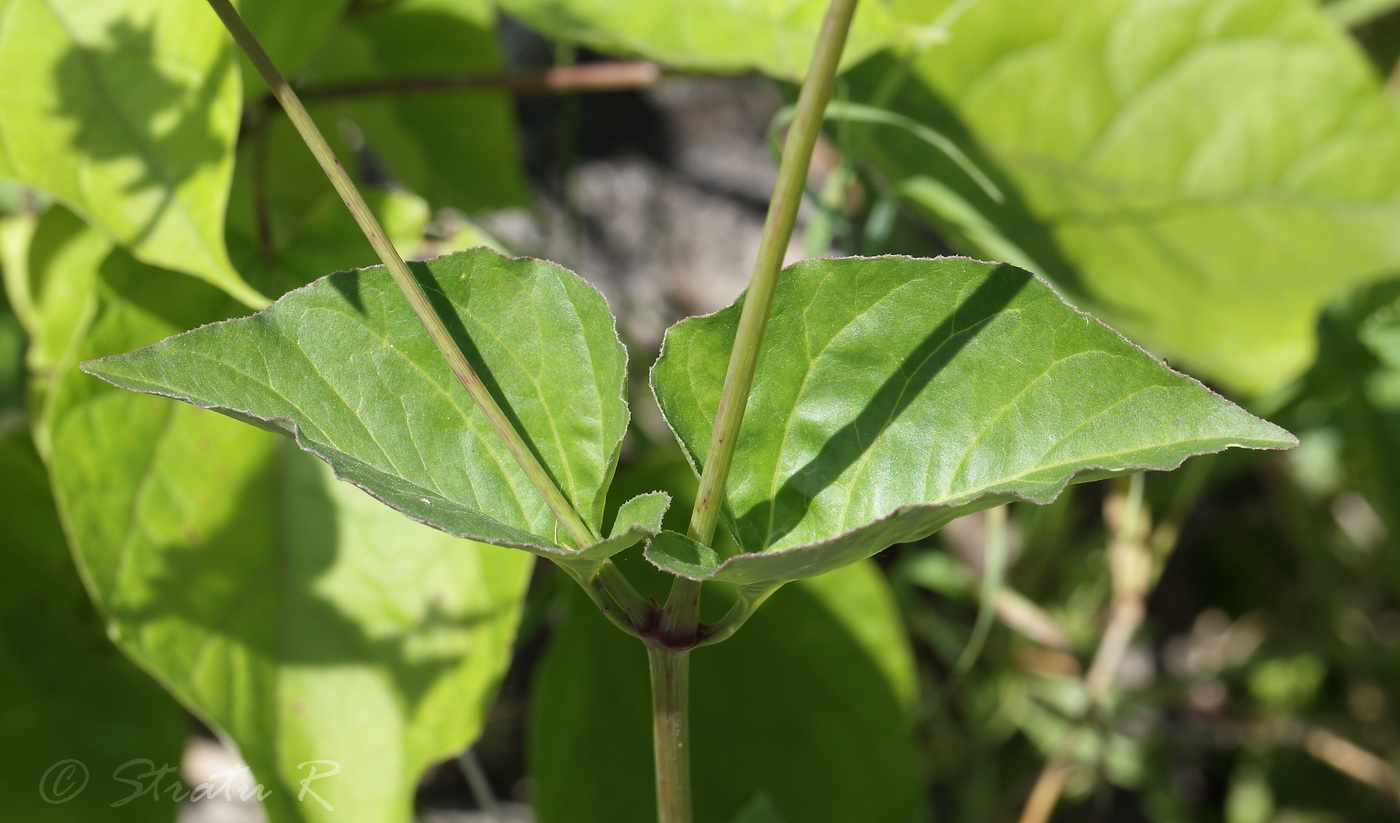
[203,0,599,551]
[683,0,860,551]
[1018,474,1150,823]
[295,61,665,102]
[647,645,692,823]
[661,0,860,643]
[455,748,503,823]
[695,584,780,647]
[649,1,861,817]
[595,561,655,631]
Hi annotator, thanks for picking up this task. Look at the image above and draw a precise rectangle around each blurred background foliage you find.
[4,0,1400,821]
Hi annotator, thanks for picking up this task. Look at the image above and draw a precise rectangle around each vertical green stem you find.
[203,0,599,551]
[647,645,692,823]
[650,1,862,819]
[661,0,861,638]
[682,0,861,551]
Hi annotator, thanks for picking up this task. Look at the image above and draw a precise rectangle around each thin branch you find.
[1018,474,1150,823]
[249,113,275,267]
[294,62,666,103]
[456,748,503,823]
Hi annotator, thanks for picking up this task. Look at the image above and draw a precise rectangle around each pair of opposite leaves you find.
[85,248,1294,591]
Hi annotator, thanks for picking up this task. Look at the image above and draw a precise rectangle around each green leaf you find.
[651,256,1293,587]
[529,560,924,823]
[225,112,435,299]
[226,2,521,297]
[0,430,185,823]
[0,0,264,307]
[855,0,1400,394]
[495,0,898,79]
[38,233,534,823]
[238,0,353,100]
[645,530,720,580]
[1296,279,1400,554]
[577,490,672,561]
[731,796,787,823]
[0,288,22,423]
[288,0,527,213]
[1326,0,1400,27]
[83,247,630,561]
[1,208,111,418]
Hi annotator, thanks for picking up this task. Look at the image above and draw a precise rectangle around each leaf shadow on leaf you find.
[322,257,576,509]
[51,19,231,249]
[109,440,513,719]
[734,264,1029,551]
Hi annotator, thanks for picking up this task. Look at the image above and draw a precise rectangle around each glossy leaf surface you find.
[863,0,1400,393]
[0,0,261,306]
[496,0,897,79]
[84,248,630,557]
[530,560,923,823]
[651,255,1293,586]
[36,221,532,823]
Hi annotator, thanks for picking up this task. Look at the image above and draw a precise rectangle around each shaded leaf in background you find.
[84,248,630,561]
[225,112,435,299]
[529,560,923,823]
[0,0,262,307]
[861,0,1400,393]
[496,0,898,79]
[238,0,353,101]
[0,284,22,424]
[0,431,185,823]
[288,0,526,213]
[1291,278,1400,567]
[650,255,1293,588]
[36,224,533,823]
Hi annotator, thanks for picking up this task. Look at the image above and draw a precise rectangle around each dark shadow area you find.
[52,20,230,246]
[530,574,921,823]
[735,264,1031,549]
[500,16,674,185]
[0,433,187,823]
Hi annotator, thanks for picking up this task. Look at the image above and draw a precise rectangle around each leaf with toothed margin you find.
[650,255,1296,589]
[81,247,631,559]
[573,491,671,566]
[856,0,1400,394]
[645,530,720,582]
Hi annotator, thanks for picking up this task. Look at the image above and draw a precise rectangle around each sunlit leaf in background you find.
[496,0,899,79]
[0,431,185,823]
[0,0,262,307]
[25,213,532,823]
[858,0,1400,393]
